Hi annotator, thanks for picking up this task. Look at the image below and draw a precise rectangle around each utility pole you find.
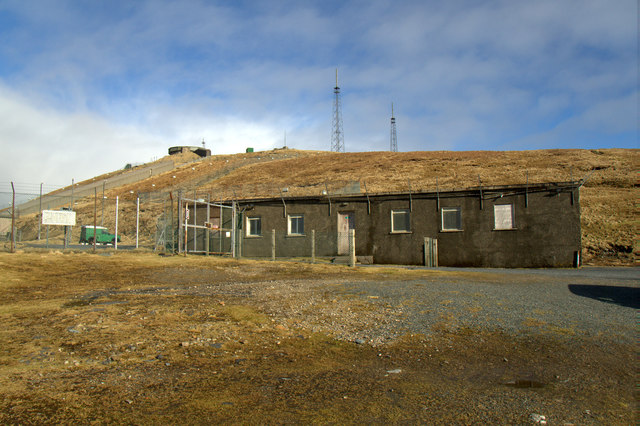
[331,68,345,153]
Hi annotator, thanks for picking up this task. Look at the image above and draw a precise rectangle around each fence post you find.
[170,192,175,254]
[93,188,97,253]
[193,195,197,253]
[271,229,276,261]
[38,182,42,240]
[46,203,50,248]
[348,229,356,267]
[115,195,119,250]
[433,239,438,267]
[10,182,15,253]
[311,229,316,263]
[231,201,237,258]
[206,194,210,256]
[177,194,182,254]
[136,195,140,249]
[184,199,189,255]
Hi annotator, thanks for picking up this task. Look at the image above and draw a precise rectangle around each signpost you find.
[42,210,76,226]
[42,209,76,249]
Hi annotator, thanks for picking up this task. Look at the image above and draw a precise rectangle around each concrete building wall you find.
[366,189,580,267]
[240,201,338,257]
[237,183,581,268]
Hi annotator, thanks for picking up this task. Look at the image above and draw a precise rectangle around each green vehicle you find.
[79,225,121,245]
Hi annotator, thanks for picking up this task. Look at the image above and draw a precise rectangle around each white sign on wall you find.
[42,210,76,226]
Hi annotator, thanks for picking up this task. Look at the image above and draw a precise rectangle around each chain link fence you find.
[4,180,362,264]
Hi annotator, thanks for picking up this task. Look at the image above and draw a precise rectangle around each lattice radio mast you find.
[390,102,398,152]
[331,69,345,152]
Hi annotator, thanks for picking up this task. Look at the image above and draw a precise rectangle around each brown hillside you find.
[13,148,639,265]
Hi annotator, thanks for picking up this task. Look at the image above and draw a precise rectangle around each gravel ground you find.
[1,253,635,424]
[239,266,639,346]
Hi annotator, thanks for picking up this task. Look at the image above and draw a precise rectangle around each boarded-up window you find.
[494,204,514,230]
[441,207,462,231]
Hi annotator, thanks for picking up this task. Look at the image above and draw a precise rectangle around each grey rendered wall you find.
[241,201,339,258]
[370,190,580,267]
[239,187,580,267]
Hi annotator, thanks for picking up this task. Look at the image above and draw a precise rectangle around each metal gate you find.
[179,197,237,256]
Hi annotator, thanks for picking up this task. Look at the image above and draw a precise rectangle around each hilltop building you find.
[168,146,211,158]
[177,181,582,268]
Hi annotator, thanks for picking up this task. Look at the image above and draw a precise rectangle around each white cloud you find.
[0,84,164,185]
[0,81,303,186]
[0,0,636,190]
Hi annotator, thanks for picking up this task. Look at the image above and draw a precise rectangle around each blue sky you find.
[0,0,637,191]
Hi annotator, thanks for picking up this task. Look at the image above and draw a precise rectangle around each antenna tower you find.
[390,103,398,152]
[331,69,345,152]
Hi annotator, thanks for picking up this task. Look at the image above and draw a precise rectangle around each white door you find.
[337,212,355,255]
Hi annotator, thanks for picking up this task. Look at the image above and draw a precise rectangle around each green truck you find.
[79,225,121,245]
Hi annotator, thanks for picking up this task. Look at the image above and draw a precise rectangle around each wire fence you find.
[1,191,171,249]
[3,186,360,265]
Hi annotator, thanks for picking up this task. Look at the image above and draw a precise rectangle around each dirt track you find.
[0,251,636,424]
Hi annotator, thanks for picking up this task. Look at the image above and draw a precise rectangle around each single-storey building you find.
[178,181,581,268]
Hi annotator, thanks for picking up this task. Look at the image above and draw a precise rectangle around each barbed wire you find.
[0,182,66,193]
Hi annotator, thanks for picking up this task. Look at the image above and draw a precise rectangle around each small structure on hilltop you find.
[168,146,211,158]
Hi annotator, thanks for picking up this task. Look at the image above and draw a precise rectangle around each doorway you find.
[337,212,355,255]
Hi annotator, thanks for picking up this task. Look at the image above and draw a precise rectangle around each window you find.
[441,207,462,231]
[288,214,304,235]
[246,216,261,236]
[494,204,514,230]
[391,209,410,233]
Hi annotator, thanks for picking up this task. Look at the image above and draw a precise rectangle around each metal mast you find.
[331,69,345,152]
[390,102,398,152]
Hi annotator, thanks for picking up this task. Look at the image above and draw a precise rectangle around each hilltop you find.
[9,148,638,265]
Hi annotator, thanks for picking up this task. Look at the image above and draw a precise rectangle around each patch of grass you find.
[523,317,547,328]
[222,305,270,325]
[546,325,576,336]
[0,300,64,316]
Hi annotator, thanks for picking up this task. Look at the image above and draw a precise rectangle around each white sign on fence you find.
[42,210,76,226]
